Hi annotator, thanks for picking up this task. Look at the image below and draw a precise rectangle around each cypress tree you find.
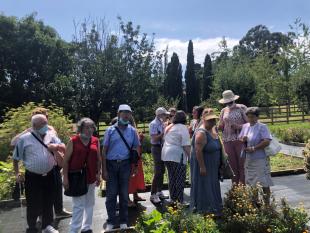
[164,52,183,108]
[185,40,199,112]
[202,54,213,100]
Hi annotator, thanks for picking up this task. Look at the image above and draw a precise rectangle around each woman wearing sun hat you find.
[218,90,248,184]
[190,108,223,215]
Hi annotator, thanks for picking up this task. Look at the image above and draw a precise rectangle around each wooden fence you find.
[97,104,310,139]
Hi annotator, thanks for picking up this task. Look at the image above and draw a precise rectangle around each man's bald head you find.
[31,114,48,130]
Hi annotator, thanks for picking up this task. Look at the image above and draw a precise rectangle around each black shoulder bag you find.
[64,139,91,197]
[115,127,139,165]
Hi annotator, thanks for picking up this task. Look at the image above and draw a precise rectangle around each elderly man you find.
[102,104,140,231]
[149,107,170,204]
[13,114,64,233]
[11,107,71,220]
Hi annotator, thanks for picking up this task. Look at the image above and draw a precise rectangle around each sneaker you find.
[42,225,59,233]
[105,224,114,231]
[81,230,93,233]
[150,194,161,204]
[156,191,169,200]
[120,224,128,229]
[55,208,72,218]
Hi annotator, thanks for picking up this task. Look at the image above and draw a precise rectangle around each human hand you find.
[200,167,207,176]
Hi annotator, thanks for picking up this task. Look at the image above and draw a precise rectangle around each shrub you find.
[220,184,309,233]
[271,127,310,143]
[141,135,151,153]
[304,140,310,180]
[0,102,73,161]
[0,159,23,200]
[135,205,220,233]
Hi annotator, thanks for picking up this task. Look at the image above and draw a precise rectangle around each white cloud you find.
[155,37,240,66]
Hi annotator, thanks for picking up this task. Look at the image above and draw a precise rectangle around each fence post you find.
[286,104,289,124]
[271,108,274,125]
[302,104,305,122]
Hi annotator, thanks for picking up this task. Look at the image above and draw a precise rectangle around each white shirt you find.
[13,130,60,174]
[161,124,191,164]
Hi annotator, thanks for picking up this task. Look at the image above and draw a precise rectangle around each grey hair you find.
[246,107,260,117]
[31,114,47,127]
[76,117,96,133]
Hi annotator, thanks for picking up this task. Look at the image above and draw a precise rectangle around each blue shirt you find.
[103,123,140,160]
[149,117,164,145]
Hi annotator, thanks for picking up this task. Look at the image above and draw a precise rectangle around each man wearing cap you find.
[149,107,170,203]
[102,104,140,230]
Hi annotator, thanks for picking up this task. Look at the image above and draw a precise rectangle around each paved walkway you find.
[280,142,304,157]
[1,174,310,233]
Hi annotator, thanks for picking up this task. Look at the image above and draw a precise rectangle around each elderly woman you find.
[218,90,248,184]
[190,109,222,215]
[162,111,191,203]
[239,107,273,202]
[63,118,101,233]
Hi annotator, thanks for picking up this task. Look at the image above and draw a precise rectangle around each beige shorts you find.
[245,157,274,187]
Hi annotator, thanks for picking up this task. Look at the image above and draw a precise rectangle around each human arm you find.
[194,131,207,176]
[62,140,73,190]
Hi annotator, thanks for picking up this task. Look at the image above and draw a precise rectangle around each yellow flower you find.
[183,231,187,233]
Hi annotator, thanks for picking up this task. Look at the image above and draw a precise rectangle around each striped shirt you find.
[149,117,164,145]
[13,130,61,174]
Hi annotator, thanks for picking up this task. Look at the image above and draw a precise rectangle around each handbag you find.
[115,127,139,165]
[64,139,91,197]
[256,123,281,156]
[264,136,281,156]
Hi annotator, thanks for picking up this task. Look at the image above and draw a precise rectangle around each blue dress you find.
[190,128,223,215]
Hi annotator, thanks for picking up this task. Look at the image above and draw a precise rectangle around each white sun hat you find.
[219,90,240,104]
[118,104,132,112]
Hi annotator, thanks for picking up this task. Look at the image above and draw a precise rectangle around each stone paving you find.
[1,174,310,233]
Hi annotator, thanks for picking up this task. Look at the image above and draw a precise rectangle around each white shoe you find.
[42,225,59,233]
[156,191,169,199]
[150,194,161,204]
[105,224,114,231]
[120,224,128,229]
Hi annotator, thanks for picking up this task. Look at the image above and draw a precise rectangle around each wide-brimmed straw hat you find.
[219,90,239,104]
[204,112,219,121]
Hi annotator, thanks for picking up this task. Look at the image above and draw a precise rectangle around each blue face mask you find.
[37,124,48,135]
[118,118,130,126]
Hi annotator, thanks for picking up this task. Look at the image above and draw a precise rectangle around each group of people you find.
[12,90,275,233]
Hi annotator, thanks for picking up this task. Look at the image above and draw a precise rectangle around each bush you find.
[135,205,220,233]
[271,127,310,143]
[304,140,310,180]
[0,102,73,161]
[220,184,309,233]
[141,135,151,153]
[0,159,23,200]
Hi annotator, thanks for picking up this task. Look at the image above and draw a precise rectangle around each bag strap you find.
[31,132,58,165]
[115,126,132,151]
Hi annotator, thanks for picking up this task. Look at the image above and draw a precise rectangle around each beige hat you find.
[204,112,219,121]
[219,90,239,104]
[155,107,170,116]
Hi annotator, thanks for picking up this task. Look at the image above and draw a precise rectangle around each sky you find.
[1,0,310,65]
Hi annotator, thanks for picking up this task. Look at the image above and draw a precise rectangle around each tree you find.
[0,13,73,119]
[236,25,291,58]
[202,54,213,101]
[185,40,199,112]
[164,53,183,109]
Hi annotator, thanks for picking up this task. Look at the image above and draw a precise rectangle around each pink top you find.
[219,104,247,142]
